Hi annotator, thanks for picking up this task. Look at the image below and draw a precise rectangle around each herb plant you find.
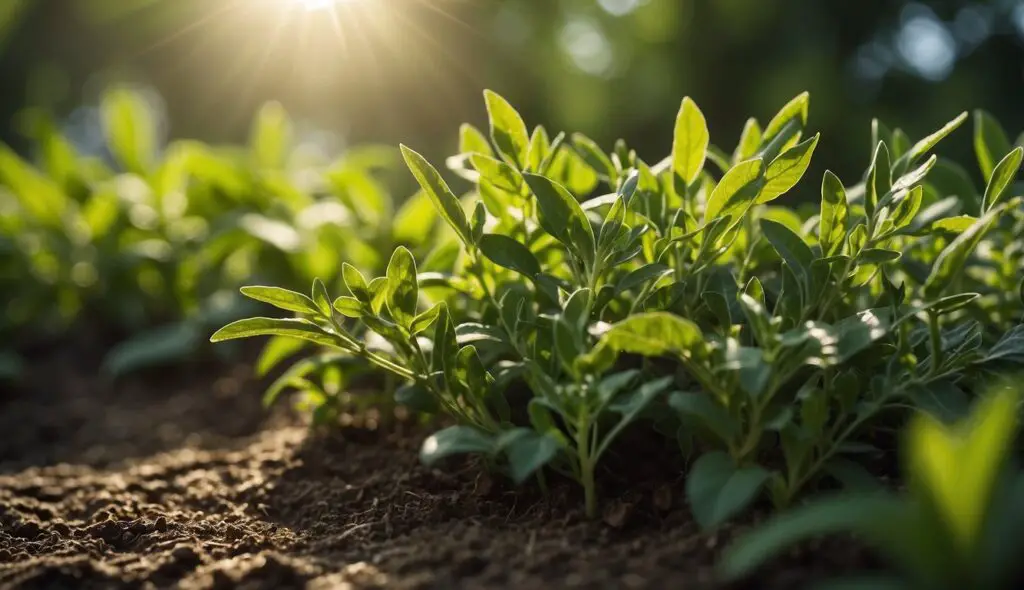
[213,89,1024,521]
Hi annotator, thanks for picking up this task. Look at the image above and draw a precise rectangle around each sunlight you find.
[289,0,351,11]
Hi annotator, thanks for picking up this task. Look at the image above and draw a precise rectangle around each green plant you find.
[0,85,420,380]
[213,89,1024,520]
[720,384,1024,590]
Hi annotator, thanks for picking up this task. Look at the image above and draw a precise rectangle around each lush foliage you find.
[722,384,1024,589]
[214,89,1024,527]
[0,87,425,380]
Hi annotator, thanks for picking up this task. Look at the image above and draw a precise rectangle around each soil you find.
[0,341,880,590]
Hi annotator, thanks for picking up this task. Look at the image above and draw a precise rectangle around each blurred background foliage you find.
[2,0,1024,182]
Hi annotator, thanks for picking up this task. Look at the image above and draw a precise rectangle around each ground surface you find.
[0,342,874,589]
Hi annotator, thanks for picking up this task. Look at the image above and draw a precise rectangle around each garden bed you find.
[0,347,875,590]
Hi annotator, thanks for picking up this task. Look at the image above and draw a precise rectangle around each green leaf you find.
[250,101,291,169]
[342,263,370,302]
[386,247,419,328]
[974,109,1013,182]
[897,111,967,172]
[573,133,617,181]
[719,494,907,581]
[393,190,440,246]
[210,317,349,349]
[687,451,770,529]
[762,91,810,147]
[617,263,672,294]
[981,147,1022,213]
[908,389,1020,551]
[103,322,200,377]
[312,278,332,316]
[733,117,762,163]
[858,248,901,264]
[395,382,439,413]
[256,335,308,377]
[333,296,364,318]
[704,158,765,225]
[866,142,891,217]
[594,312,705,359]
[523,173,596,263]
[503,430,561,483]
[401,144,473,246]
[672,97,710,190]
[240,286,320,316]
[479,233,541,277]
[420,425,494,465]
[410,303,443,335]
[101,86,157,173]
[669,392,737,444]
[484,89,530,169]
[459,122,494,157]
[471,153,523,194]
[819,171,848,256]
[929,215,977,234]
[924,203,1009,297]
[758,133,819,203]
[760,218,814,284]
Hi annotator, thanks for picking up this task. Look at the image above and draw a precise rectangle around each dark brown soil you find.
[0,342,878,589]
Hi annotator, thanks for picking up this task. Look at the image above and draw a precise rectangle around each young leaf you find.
[924,203,1009,297]
[523,173,596,262]
[819,171,848,256]
[479,233,541,277]
[333,296,364,318]
[386,247,419,328]
[907,389,1020,551]
[758,133,820,203]
[672,97,710,191]
[210,317,349,349]
[100,87,157,173]
[342,263,371,303]
[401,145,474,246]
[471,153,523,194]
[312,278,332,317]
[762,91,810,147]
[704,158,765,225]
[484,89,530,169]
[410,303,444,335]
[974,109,1013,182]
[459,122,494,157]
[240,286,321,316]
[866,142,891,217]
[687,451,771,529]
[897,111,967,172]
[733,117,762,163]
[981,147,1022,213]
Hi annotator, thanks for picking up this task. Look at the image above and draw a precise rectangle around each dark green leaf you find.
[687,451,770,529]
[420,425,494,464]
[523,173,596,263]
[479,233,541,277]
[819,171,848,256]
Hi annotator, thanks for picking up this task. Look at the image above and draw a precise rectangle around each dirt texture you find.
[0,343,878,589]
